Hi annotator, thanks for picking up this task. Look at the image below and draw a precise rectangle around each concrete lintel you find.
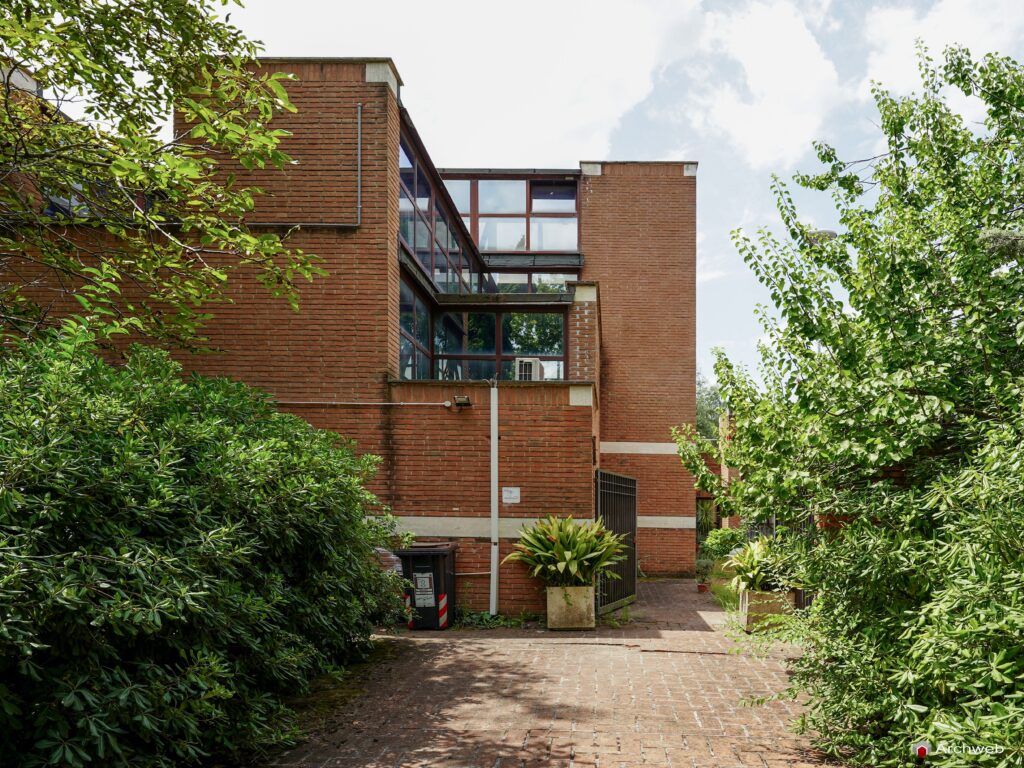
[580,162,602,176]
[683,162,698,177]
[389,515,589,539]
[572,284,598,303]
[365,61,399,96]
[600,441,679,455]
[569,385,594,407]
[638,515,696,529]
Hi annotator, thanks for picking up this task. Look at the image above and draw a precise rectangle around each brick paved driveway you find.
[270,580,830,768]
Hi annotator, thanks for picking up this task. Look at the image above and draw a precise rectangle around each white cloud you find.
[685,1,845,169]
[231,0,699,167]
[860,0,1024,98]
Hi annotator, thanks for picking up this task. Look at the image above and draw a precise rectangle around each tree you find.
[676,47,1024,767]
[0,327,405,766]
[0,0,322,345]
[696,369,723,440]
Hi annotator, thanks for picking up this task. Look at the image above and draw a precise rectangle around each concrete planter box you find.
[739,589,795,632]
[546,586,595,630]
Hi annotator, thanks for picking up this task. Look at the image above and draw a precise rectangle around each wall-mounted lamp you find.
[451,394,472,408]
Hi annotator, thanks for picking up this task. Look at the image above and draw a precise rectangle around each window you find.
[399,279,431,380]
[532,273,576,293]
[478,217,527,251]
[443,176,579,253]
[530,218,578,251]
[491,272,529,293]
[444,179,471,214]
[479,180,526,213]
[432,310,565,380]
[531,181,576,213]
[398,132,488,294]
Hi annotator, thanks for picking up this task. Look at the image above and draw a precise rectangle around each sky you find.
[227,0,1024,379]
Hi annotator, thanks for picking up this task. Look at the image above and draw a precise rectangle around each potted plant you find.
[503,516,627,630]
[728,536,795,632]
[695,557,713,592]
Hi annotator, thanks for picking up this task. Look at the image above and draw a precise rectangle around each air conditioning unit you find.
[514,357,545,381]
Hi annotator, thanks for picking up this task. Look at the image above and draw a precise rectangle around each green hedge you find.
[0,330,404,766]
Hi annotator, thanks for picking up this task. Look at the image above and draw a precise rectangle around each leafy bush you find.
[676,48,1024,766]
[727,537,794,592]
[694,557,714,583]
[0,329,405,767]
[502,516,626,587]
[699,527,747,562]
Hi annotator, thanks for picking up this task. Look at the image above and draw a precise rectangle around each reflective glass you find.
[433,249,451,293]
[415,166,432,212]
[414,350,431,380]
[399,336,414,380]
[531,181,576,213]
[437,358,497,380]
[399,280,414,337]
[399,139,414,193]
[499,359,564,380]
[479,180,526,213]
[492,272,529,293]
[399,188,415,246]
[443,179,471,213]
[434,313,466,354]
[478,217,526,251]
[530,218,578,251]
[414,295,430,349]
[532,273,577,293]
[501,313,564,355]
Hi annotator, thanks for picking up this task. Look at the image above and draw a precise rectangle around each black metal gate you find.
[595,470,637,614]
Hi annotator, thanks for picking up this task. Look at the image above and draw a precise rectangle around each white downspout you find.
[489,381,499,615]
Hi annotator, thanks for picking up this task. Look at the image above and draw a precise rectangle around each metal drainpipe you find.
[489,379,499,615]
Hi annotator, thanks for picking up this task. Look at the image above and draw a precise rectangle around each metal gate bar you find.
[595,470,637,614]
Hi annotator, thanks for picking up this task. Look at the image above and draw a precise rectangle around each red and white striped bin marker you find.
[438,593,448,628]
[405,594,413,629]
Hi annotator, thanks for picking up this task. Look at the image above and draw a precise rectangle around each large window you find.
[398,136,483,293]
[399,279,431,380]
[433,310,565,381]
[444,176,579,253]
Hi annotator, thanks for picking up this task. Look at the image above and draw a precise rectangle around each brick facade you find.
[162,58,697,612]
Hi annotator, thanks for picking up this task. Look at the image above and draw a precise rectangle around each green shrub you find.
[727,536,794,592]
[0,329,405,767]
[694,557,714,583]
[699,526,747,562]
[502,516,626,587]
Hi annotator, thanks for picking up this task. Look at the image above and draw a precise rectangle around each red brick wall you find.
[568,285,600,383]
[580,162,697,575]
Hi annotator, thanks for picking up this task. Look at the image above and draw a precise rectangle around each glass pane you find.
[399,139,414,193]
[399,188,415,246]
[480,272,498,294]
[434,313,466,354]
[530,218,578,251]
[443,179,471,213]
[399,280,414,337]
[415,166,432,212]
[415,350,431,380]
[414,295,430,349]
[414,214,431,272]
[499,359,564,381]
[437,357,497,381]
[399,335,414,380]
[478,217,526,251]
[467,313,496,354]
[479,180,526,213]
[492,272,529,293]
[435,211,450,254]
[531,181,576,213]
[433,250,451,293]
[532,273,576,293]
[501,313,564,356]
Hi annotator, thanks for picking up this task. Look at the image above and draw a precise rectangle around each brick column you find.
[568,282,600,383]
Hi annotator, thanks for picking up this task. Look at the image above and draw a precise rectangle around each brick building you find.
[174,57,697,615]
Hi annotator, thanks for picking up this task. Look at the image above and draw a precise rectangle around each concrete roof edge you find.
[254,56,403,86]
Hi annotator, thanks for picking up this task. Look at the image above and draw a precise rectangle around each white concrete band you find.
[637,515,696,529]
[580,162,602,176]
[569,385,593,406]
[572,285,598,302]
[390,514,695,536]
[600,441,679,455]
[365,62,399,95]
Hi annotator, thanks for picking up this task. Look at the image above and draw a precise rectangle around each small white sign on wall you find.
[502,486,521,504]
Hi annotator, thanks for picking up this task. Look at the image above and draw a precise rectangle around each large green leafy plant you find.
[676,47,1024,767]
[503,516,627,587]
[1,0,321,345]
[0,328,405,767]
